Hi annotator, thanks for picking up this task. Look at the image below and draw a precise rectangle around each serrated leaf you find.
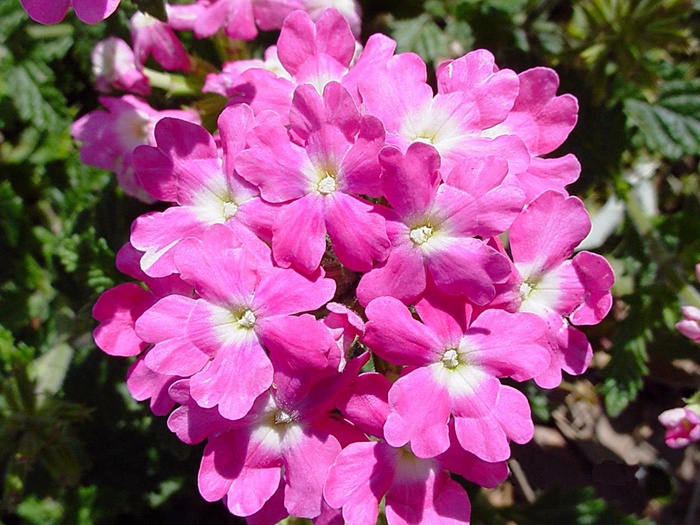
[5,63,63,132]
[624,79,700,159]
[389,14,450,66]
[600,336,649,417]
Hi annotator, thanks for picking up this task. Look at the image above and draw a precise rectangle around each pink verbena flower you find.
[659,407,700,448]
[130,11,191,72]
[168,355,367,522]
[326,373,508,525]
[93,242,193,414]
[504,190,615,388]
[356,143,521,306]
[363,289,549,460]
[20,0,120,24]
[676,265,700,343]
[192,0,304,40]
[92,37,150,96]
[236,82,389,274]
[71,95,199,202]
[135,225,337,420]
[356,48,531,178]
[131,107,276,277]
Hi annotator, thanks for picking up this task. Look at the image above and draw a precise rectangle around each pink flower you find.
[356,143,520,306]
[130,12,191,72]
[168,356,367,522]
[236,82,389,274]
[193,0,304,40]
[659,407,700,448]
[676,265,700,343]
[363,290,549,460]
[505,190,614,387]
[71,95,199,201]
[301,0,362,37]
[356,49,530,178]
[20,0,120,24]
[677,306,700,343]
[326,373,508,525]
[135,225,337,420]
[131,106,276,277]
[92,37,150,96]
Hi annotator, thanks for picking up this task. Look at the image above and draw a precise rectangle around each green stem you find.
[143,68,202,97]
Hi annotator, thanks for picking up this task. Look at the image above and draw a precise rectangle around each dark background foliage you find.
[1,0,699,523]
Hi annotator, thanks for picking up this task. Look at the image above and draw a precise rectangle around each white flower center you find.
[409,225,433,245]
[317,175,336,195]
[441,349,460,369]
[222,200,238,220]
[519,281,534,300]
[274,410,294,425]
[236,309,256,329]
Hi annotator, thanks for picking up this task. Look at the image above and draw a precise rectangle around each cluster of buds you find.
[22,1,615,523]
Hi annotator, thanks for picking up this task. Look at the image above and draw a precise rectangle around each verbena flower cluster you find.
[25,1,615,522]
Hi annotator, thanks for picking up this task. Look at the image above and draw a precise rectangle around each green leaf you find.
[600,337,648,417]
[624,78,700,159]
[29,343,74,398]
[507,486,654,525]
[5,62,64,132]
[389,14,450,66]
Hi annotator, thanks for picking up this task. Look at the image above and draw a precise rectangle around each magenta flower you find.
[130,12,191,72]
[135,225,337,420]
[21,0,120,24]
[236,82,390,274]
[357,143,521,306]
[72,95,199,202]
[131,106,276,277]
[506,190,614,387]
[326,373,507,525]
[659,407,700,448]
[363,290,549,460]
[168,356,367,522]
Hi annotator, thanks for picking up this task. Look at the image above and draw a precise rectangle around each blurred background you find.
[1,0,699,523]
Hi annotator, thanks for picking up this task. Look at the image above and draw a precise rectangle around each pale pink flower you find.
[92,37,150,96]
[301,0,361,37]
[677,306,700,343]
[71,95,199,201]
[676,265,700,343]
[21,0,120,24]
[363,290,549,460]
[659,407,700,448]
[130,12,191,72]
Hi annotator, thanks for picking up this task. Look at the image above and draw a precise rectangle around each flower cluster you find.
[56,4,614,524]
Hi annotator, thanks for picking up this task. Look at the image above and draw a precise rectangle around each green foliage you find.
[625,78,700,159]
[504,487,654,525]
